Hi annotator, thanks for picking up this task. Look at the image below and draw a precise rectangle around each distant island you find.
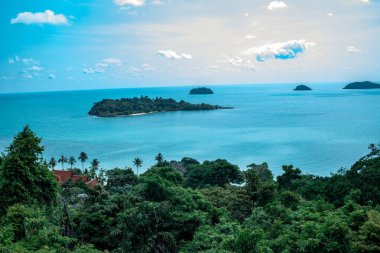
[89,96,232,117]
[189,87,214,95]
[343,81,380,89]
[293,85,312,91]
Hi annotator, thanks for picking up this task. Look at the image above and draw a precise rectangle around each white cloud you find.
[83,68,95,74]
[28,66,43,71]
[142,64,155,70]
[48,74,56,79]
[245,35,257,39]
[128,67,140,73]
[157,50,193,60]
[22,73,33,79]
[113,0,145,7]
[209,65,219,70]
[267,1,287,11]
[360,0,370,3]
[97,58,122,67]
[8,56,38,65]
[22,58,39,65]
[10,10,68,25]
[152,0,165,5]
[84,58,122,74]
[221,55,256,71]
[8,55,20,64]
[347,46,361,54]
[241,40,316,62]
[328,12,333,17]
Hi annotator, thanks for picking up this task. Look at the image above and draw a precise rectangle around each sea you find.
[1,83,379,176]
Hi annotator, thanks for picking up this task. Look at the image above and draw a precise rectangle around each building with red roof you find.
[52,169,99,187]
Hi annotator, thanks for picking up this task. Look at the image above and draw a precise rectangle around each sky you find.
[0,0,379,93]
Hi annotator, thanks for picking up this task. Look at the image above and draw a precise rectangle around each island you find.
[343,81,380,89]
[88,96,232,117]
[189,87,214,95]
[293,85,312,91]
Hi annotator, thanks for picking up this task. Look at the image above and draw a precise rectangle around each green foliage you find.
[276,164,302,189]
[1,127,380,252]
[202,186,252,222]
[189,87,214,95]
[185,159,243,188]
[106,167,138,190]
[351,210,380,252]
[0,126,58,214]
[89,96,229,117]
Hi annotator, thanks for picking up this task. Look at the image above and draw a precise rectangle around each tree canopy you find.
[0,127,379,252]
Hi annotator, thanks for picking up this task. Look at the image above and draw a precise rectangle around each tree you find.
[68,156,76,169]
[78,151,88,171]
[48,157,57,169]
[155,153,164,164]
[276,165,302,189]
[0,126,58,213]
[106,167,138,189]
[58,155,68,170]
[133,157,143,176]
[90,159,100,179]
[185,159,243,188]
[351,210,380,252]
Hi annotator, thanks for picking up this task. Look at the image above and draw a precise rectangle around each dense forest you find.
[189,87,214,95]
[343,81,380,89]
[89,96,229,117]
[0,126,379,252]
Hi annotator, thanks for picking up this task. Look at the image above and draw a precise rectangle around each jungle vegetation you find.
[189,87,214,95]
[0,126,379,252]
[88,96,230,117]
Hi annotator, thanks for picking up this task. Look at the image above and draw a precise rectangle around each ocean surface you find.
[1,83,379,176]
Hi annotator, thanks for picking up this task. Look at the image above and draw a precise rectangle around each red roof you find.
[86,177,99,187]
[52,169,96,187]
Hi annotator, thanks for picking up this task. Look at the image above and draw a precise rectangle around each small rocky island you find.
[343,81,380,89]
[89,96,232,117]
[294,85,312,91]
[189,87,214,95]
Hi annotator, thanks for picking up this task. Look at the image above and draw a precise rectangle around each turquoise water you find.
[1,83,379,176]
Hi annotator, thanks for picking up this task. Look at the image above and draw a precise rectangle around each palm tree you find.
[90,159,100,179]
[133,157,143,176]
[48,157,57,169]
[78,152,88,171]
[155,153,163,164]
[68,156,76,170]
[58,155,68,170]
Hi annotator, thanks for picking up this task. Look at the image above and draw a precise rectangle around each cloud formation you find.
[96,58,122,68]
[245,35,257,39]
[241,40,316,62]
[10,10,68,25]
[28,66,43,71]
[113,0,145,7]
[267,1,287,11]
[157,50,193,60]
[8,56,39,65]
[83,58,122,74]
[222,55,256,71]
[347,46,361,54]
[83,68,96,74]
[48,74,56,79]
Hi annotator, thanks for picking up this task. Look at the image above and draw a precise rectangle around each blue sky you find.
[0,0,379,93]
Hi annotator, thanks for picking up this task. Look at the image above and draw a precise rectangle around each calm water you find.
[1,83,379,176]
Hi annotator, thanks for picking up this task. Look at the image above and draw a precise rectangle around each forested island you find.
[89,96,230,117]
[343,81,380,89]
[294,85,312,91]
[1,126,380,252]
[189,87,214,95]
